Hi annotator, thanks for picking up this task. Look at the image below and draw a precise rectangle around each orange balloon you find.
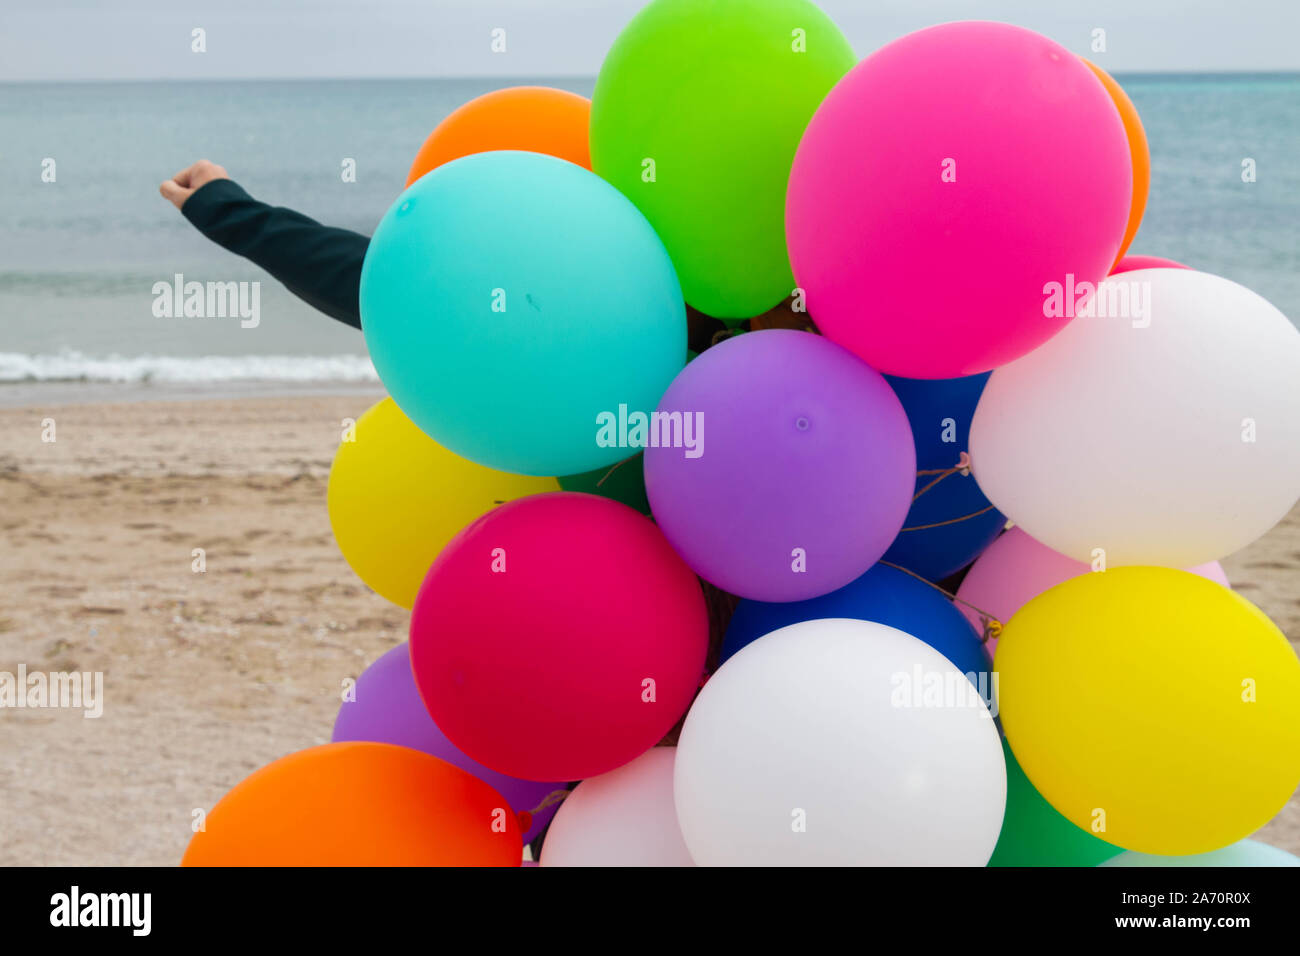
[406,86,591,186]
[182,743,522,866]
[1084,60,1150,267]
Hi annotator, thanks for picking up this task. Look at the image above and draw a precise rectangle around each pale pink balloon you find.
[539,748,694,867]
[957,527,1230,656]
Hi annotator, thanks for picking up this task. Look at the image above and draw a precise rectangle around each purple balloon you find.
[645,329,915,601]
[332,642,565,843]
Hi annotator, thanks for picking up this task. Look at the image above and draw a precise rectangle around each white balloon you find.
[971,269,1300,567]
[539,747,693,867]
[673,618,1005,866]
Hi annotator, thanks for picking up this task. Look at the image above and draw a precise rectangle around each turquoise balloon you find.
[361,150,687,476]
[1102,839,1300,867]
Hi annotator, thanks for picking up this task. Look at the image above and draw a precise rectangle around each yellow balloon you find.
[995,566,1300,856]
[328,398,559,609]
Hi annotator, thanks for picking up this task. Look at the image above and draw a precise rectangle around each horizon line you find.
[3,69,1300,85]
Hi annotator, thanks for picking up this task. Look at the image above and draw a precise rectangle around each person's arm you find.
[160,161,368,330]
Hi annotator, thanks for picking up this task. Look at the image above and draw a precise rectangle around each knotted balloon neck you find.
[900,451,997,532]
[516,787,571,835]
[912,450,972,500]
[877,559,1003,645]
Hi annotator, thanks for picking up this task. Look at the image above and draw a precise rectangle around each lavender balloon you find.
[645,330,915,601]
[332,642,565,843]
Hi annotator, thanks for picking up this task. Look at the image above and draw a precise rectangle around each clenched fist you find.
[159,159,229,210]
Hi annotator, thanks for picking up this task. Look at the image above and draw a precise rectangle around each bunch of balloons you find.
[183,0,1300,867]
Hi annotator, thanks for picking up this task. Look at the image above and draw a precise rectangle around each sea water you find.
[0,74,1295,394]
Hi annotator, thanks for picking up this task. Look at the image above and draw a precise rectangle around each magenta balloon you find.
[1110,254,1191,274]
[787,21,1131,378]
[644,330,915,602]
[332,642,565,843]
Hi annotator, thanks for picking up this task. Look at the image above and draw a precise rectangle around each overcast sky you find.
[3,0,1297,81]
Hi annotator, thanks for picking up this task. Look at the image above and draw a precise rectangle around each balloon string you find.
[877,559,1003,645]
[595,456,630,488]
[915,450,972,476]
[516,787,571,837]
[903,452,996,530]
[912,451,972,501]
[527,789,571,815]
[899,503,998,532]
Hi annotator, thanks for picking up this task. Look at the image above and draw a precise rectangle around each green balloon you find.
[558,453,651,515]
[591,0,856,319]
[989,738,1122,867]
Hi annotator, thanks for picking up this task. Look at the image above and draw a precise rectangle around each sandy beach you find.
[0,391,1297,865]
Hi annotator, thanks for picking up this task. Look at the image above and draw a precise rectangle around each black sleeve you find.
[181,178,369,330]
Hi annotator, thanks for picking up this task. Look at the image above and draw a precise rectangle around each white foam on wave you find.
[0,351,380,384]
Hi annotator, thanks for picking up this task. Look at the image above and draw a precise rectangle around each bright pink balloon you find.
[956,527,1230,655]
[410,492,708,782]
[1110,255,1191,274]
[786,21,1131,379]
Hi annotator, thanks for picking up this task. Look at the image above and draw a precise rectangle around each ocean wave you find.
[0,351,379,384]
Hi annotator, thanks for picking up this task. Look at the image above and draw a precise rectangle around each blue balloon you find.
[882,373,1005,581]
[361,150,687,476]
[721,564,990,685]
[1102,839,1300,867]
